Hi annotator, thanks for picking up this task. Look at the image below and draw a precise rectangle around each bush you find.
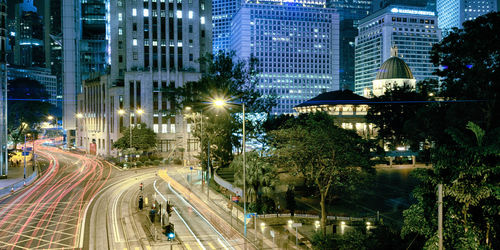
[123,162,133,168]
[145,160,153,166]
[153,160,161,166]
[135,161,144,167]
[173,158,182,165]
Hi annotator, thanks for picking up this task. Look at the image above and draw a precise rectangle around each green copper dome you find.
[375,56,414,80]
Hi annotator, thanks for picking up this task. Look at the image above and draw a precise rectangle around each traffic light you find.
[166,201,173,217]
[164,223,175,240]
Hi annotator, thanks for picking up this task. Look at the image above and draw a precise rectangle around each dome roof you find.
[375,56,414,80]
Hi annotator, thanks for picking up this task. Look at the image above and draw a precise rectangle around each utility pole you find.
[438,184,443,250]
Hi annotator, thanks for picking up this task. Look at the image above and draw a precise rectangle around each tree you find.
[270,112,373,235]
[177,51,276,168]
[231,151,277,206]
[366,83,428,150]
[113,123,157,153]
[401,12,500,249]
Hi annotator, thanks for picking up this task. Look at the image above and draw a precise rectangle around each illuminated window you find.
[189,11,193,19]
[132,8,137,16]
[144,9,149,17]
[118,13,122,21]
[133,39,137,46]
[200,16,205,24]
[176,10,182,18]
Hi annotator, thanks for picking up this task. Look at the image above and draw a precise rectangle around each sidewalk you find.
[167,166,304,249]
[0,163,36,199]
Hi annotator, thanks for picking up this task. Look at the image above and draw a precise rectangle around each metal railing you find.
[0,169,38,198]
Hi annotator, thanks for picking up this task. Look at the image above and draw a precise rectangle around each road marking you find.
[153,180,206,250]
[207,242,216,249]
[184,243,192,250]
[217,238,229,250]
[135,247,140,250]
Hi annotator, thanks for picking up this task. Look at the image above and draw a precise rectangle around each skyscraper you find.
[212,0,241,53]
[44,0,63,109]
[232,0,340,114]
[437,0,498,31]
[327,0,372,20]
[354,5,441,96]
[0,0,7,176]
[76,0,212,156]
[62,0,109,146]
[14,0,44,68]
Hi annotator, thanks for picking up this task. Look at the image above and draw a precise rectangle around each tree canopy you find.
[269,112,373,235]
[113,123,157,152]
[177,51,276,168]
[401,12,500,249]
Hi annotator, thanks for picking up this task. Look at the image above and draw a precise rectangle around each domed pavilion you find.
[370,47,416,97]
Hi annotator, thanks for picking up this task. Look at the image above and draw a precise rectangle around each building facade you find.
[371,47,416,97]
[44,0,63,109]
[327,0,372,20]
[62,0,110,146]
[76,0,212,157]
[7,66,58,105]
[212,0,241,53]
[437,0,498,32]
[231,0,340,114]
[354,5,441,96]
[14,0,44,68]
[0,0,7,176]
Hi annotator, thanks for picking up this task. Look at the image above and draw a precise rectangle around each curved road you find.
[0,144,112,249]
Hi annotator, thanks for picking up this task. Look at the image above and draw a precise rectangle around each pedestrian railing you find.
[0,169,38,198]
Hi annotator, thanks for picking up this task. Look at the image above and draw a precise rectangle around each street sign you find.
[189,166,193,170]
[231,196,239,203]
[22,152,30,156]
[270,230,275,238]
[26,147,33,151]
[292,223,302,227]
[246,213,257,219]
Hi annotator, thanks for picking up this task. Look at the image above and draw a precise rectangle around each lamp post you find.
[185,107,209,197]
[47,115,57,129]
[213,99,247,237]
[118,108,144,157]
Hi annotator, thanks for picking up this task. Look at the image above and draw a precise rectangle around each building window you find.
[170,124,176,133]
[153,124,159,133]
[133,39,137,46]
[144,9,149,17]
[189,11,193,19]
[176,10,182,18]
[118,13,122,21]
[132,8,137,16]
[162,124,167,133]
[200,16,205,24]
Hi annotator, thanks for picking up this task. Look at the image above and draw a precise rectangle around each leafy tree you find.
[366,83,428,150]
[402,12,500,249]
[177,51,276,168]
[113,123,157,152]
[270,112,373,235]
[231,151,277,206]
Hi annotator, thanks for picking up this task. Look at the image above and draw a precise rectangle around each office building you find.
[0,0,7,176]
[76,0,212,157]
[231,0,340,114]
[354,5,441,96]
[327,0,372,20]
[14,0,44,68]
[7,66,58,106]
[44,0,63,109]
[437,0,498,31]
[212,0,241,53]
[62,0,109,146]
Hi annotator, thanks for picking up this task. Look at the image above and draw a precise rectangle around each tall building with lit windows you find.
[0,0,8,176]
[354,5,441,96]
[232,0,340,114]
[76,0,211,157]
[212,0,241,53]
[437,0,498,32]
[63,0,109,146]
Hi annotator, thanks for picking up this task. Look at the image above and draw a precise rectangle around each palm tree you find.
[232,151,277,203]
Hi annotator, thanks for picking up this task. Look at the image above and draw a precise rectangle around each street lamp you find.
[47,115,57,129]
[185,107,210,194]
[117,108,144,152]
[212,98,247,236]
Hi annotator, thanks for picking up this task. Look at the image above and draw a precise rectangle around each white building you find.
[212,0,241,53]
[437,0,498,32]
[76,0,211,157]
[371,47,416,97]
[231,0,340,115]
[354,5,441,96]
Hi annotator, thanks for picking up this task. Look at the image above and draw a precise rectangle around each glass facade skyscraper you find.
[437,0,498,31]
[212,0,241,53]
[354,5,441,96]
[232,0,340,114]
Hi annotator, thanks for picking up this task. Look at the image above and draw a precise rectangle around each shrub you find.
[153,160,161,165]
[135,161,144,167]
[145,160,153,166]
[173,158,182,165]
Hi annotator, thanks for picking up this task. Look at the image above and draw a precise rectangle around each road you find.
[0,144,112,249]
